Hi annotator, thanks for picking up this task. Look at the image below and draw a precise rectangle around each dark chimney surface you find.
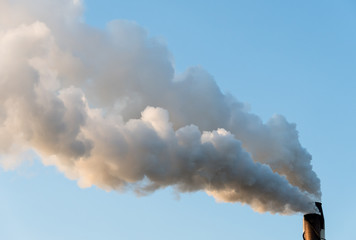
[303,202,325,240]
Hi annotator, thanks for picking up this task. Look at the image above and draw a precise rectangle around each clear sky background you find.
[1,1,355,239]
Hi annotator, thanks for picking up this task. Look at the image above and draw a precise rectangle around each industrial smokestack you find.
[303,202,325,240]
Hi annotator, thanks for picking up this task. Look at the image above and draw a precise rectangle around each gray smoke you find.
[0,0,321,214]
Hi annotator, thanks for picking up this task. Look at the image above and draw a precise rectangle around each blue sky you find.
[1,1,356,239]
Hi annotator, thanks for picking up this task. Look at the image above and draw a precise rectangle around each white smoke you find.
[0,0,321,214]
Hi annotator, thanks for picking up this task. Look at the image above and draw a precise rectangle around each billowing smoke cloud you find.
[0,0,321,214]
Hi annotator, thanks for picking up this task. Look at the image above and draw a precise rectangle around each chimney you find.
[303,202,325,240]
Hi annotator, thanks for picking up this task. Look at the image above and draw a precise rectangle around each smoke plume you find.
[0,0,321,214]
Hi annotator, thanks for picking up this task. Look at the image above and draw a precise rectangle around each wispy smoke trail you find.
[0,0,321,214]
